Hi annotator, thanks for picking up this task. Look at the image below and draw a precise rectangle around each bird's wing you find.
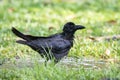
[27,38,72,53]
[26,38,72,60]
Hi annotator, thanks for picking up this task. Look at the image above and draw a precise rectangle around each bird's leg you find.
[54,59,59,65]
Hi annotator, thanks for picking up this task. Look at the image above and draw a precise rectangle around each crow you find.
[12,22,85,64]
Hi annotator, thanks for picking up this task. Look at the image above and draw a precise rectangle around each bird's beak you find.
[75,25,85,30]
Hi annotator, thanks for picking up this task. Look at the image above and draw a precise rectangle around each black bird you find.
[12,22,85,64]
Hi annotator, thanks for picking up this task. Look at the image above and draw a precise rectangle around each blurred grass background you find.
[0,0,120,80]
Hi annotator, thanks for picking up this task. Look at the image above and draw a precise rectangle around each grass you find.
[0,63,120,80]
[0,0,120,80]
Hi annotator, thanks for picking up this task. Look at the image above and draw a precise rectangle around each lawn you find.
[0,0,120,80]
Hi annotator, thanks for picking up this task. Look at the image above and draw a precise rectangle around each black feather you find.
[12,22,85,64]
[12,27,30,41]
[16,40,27,44]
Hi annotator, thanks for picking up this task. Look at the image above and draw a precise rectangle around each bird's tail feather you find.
[16,40,27,45]
[12,27,30,41]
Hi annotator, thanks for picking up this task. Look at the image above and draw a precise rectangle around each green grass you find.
[0,0,120,80]
[0,63,120,80]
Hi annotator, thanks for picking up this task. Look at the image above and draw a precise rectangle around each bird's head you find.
[63,22,85,34]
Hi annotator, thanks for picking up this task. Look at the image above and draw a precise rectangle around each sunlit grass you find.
[0,62,120,80]
[0,0,120,80]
